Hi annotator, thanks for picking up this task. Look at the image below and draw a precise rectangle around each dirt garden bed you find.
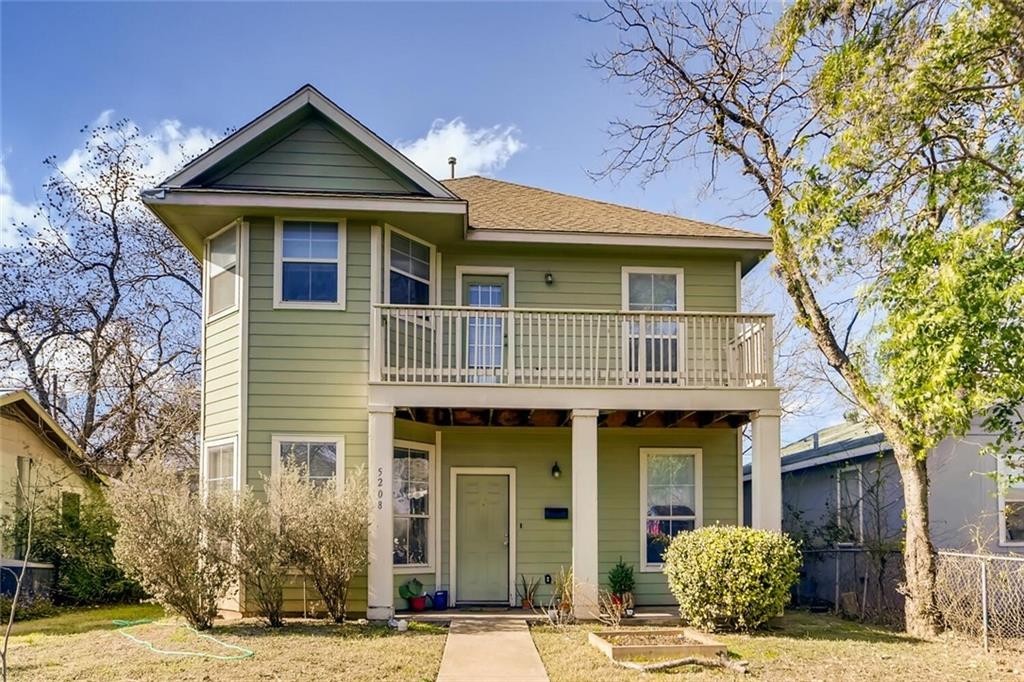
[589,628,725,661]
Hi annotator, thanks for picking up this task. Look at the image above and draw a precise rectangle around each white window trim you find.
[620,266,686,313]
[836,464,864,547]
[270,434,346,495]
[639,447,703,572]
[384,224,437,306]
[393,438,436,574]
[997,455,1024,547]
[273,217,347,310]
[202,434,240,498]
[454,266,516,307]
[205,220,241,323]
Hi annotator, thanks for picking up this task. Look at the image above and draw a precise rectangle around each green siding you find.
[389,425,738,609]
[211,116,421,195]
[244,216,373,615]
[440,245,737,312]
[203,312,240,438]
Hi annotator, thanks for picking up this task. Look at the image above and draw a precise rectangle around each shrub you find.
[607,557,636,596]
[662,526,800,631]
[206,486,289,627]
[20,491,143,605]
[271,463,369,623]
[108,458,231,630]
[0,594,59,622]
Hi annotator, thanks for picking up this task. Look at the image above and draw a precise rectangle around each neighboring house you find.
[142,84,783,620]
[1,390,96,595]
[742,420,1023,604]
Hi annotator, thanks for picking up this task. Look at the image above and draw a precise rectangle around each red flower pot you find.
[409,595,428,611]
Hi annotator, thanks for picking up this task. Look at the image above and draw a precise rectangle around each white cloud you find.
[58,110,218,186]
[396,118,524,179]
[2,112,218,250]
[0,161,46,249]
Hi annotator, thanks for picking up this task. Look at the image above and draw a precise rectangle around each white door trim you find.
[449,466,517,606]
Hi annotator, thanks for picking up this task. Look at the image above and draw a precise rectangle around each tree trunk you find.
[891,441,939,637]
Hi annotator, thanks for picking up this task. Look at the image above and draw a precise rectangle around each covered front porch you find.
[366,391,782,621]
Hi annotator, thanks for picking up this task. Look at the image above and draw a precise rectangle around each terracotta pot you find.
[521,599,533,609]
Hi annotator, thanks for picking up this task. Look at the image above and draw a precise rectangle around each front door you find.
[456,474,510,603]
[462,275,508,383]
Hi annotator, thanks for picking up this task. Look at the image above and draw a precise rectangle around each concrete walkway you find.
[436,618,549,682]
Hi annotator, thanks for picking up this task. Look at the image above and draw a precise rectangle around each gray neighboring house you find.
[744,419,1023,611]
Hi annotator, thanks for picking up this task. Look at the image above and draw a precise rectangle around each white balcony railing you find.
[371,305,773,388]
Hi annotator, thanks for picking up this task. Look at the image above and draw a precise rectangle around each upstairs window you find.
[275,219,345,308]
[207,224,238,317]
[387,228,434,305]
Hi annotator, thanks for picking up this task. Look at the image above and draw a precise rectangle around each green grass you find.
[532,610,1024,681]
[6,606,448,682]
[11,602,165,637]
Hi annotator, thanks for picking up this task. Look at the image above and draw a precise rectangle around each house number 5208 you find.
[376,467,384,510]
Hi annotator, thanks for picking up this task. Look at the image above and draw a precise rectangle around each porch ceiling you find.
[394,407,752,429]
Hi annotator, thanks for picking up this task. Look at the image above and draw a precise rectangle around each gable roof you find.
[0,390,99,483]
[159,84,457,200]
[442,176,771,244]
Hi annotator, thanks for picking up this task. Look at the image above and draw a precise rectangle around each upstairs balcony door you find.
[462,274,509,383]
[623,269,684,384]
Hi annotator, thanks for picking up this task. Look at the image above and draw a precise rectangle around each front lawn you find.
[531,610,1023,681]
[7,605,447,682]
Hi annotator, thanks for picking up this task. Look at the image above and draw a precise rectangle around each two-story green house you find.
[143,85,782,620]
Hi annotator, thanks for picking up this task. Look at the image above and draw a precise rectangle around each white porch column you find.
[367,404,395,621]
[571,408,599,619]
[750,409,782,531]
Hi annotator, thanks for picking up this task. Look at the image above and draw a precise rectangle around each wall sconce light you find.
[551,461,562,479]
[544,272,554,285]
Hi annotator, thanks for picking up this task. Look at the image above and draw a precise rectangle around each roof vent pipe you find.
[448,156,456,179]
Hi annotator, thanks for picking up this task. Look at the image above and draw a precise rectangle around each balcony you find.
[370,305,773,389]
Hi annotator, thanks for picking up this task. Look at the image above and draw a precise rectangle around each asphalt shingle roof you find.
[441,176,770,243]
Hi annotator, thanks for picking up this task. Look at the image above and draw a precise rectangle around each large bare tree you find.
[1,119,204,469]
[589,0,1023,636]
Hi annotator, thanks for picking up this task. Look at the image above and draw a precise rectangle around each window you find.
[387,227,434,305]
[275,219,345,308]
[272,435,345,488]
[640,448,702,570]
[622,268,684,382]
[205,440,236,496]
[836,465,863,545]
[999,454,1024,546]
[207,224,239,317]
[393,442,434,569]
[61,491,81,527]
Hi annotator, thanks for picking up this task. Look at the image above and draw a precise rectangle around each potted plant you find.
[608,557,636,617]
[517,574,541,609]
[399,578,430,611]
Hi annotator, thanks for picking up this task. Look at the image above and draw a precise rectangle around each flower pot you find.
[409,595,428,611]
[521,599,534,610]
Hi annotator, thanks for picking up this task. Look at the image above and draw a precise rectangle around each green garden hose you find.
[112,618,254,661]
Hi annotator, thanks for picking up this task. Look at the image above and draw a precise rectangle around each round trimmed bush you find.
[662,526,800,631]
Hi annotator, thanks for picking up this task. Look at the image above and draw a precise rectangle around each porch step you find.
[436,618,549,682]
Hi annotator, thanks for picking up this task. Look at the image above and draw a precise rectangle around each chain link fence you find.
[935,551,1024,651]
[797,548,905,627]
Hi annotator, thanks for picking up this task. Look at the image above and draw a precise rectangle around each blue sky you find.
[1,1,844,441]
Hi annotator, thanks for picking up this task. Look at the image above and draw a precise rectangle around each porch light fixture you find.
[544,272,554,285]
[551,462,561,479]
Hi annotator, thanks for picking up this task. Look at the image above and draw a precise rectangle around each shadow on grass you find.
[11,602,165,637]
[737,609,922,645]
[217,619,446,640]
